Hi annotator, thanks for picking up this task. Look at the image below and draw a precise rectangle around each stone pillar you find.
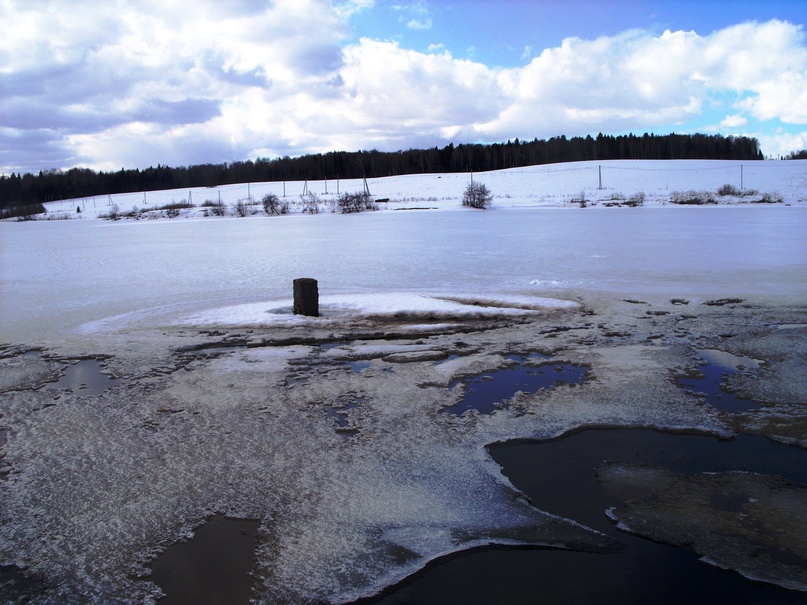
[293,278,319,317]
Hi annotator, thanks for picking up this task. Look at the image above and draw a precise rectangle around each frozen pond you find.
[2,206,806,344]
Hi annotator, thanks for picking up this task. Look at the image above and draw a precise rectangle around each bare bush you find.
[754,192,783,204]
[233,200,251,217]
[202,199,226,216]
[670,191,717,205]
[101,203,121,220]
[158,200,194,211]
[462,182,492,209]
[301,191,321,214]
[717,184,740,196]
[262,193,282,215]
[626,192,645,207]
[572,190,587,208]
[337,191,377,213]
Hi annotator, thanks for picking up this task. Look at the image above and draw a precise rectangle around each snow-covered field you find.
[1,160,807,604]
[38,159,807,222]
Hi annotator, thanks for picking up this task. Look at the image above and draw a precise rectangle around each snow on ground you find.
[34,159,807,221]
[177,293,578,329]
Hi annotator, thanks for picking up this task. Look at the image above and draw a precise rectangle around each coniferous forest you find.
[1,132,764,209]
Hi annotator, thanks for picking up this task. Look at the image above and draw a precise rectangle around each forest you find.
[1,132,764,209]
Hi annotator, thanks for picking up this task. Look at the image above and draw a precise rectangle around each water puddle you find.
[324,397,364,432]
[359,429,807,605]
[678,349,761,412]
[349,360,374,373]
[149,515,260,605]
[443,353,587,415]
[44,358,123,395]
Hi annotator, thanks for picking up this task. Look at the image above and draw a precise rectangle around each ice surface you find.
[2,203,806,346]
[600,465,807,591]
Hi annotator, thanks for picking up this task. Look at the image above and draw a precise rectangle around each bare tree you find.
[462,182,492,209]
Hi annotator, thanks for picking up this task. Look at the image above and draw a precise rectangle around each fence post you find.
[293,278,319,317]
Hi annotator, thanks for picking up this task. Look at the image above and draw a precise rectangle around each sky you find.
[2,0,807,175]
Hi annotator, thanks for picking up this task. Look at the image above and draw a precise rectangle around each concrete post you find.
[293,278,319,317]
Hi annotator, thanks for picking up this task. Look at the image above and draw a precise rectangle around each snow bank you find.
[177,293,577,328]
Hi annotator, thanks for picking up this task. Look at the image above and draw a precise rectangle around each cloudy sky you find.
[2,0,807,175]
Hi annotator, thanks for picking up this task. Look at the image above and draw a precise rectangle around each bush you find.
[462,182,492,209]
[301,191,321,214]
[754,192,783,204]
[158,200,193,211]
[262,193,282,215]
[717,184,740,196]
[102,203,120,220]
[337,191,377,214]
[625,192,645,207]
[202,200,226,216]
[670,191,717,205]
[233,200,256,217]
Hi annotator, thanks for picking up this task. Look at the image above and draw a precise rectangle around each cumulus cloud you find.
[721,114,748,128]
[757,130,807,158]
[1,1,806,174]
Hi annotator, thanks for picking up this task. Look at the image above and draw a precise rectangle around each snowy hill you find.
[38,159,807,220]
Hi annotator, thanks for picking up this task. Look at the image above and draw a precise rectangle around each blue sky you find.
[349,1,807,67]
[2,0,807,175]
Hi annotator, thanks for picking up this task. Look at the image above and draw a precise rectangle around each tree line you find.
[1,132,763,208]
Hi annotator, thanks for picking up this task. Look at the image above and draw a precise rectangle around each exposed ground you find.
[1,294,805,603]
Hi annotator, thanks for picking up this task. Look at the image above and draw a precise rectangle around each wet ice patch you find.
[678,349,762,412]
[44,359,124,395]
[149,515,259,604]
[600,465,807,592]
[442,354,588,416]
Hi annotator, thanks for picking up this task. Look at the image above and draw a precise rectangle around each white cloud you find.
[756,130,807,158]
[394,1,432,30]
[333,0,375,19]
[721,115,748,128]
[2,3,807,173]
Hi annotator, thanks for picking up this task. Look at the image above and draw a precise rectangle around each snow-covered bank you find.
[174,293,577,329]
[31,159,807,221]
